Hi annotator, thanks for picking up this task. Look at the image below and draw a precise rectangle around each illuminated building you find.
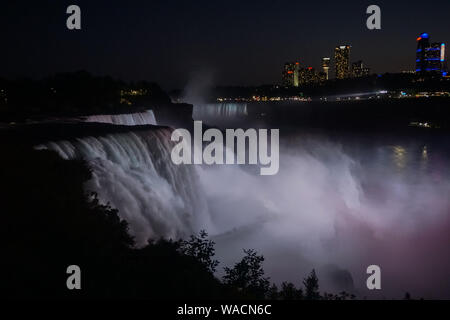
[282,62,300,87]
[120,88,148,96]
[351,60,370,78]
[321,57,330,80]
[318,71,327,83]
[298,67,319,85]
[416,33,430,73]
[334,45,351,79]
[442,44,448,76]
[439,43,446,75]
[427,42,443,72]
[416,33,446,75]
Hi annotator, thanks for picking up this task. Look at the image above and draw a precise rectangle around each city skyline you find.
[280,31,449,88]
[1,1,450,90]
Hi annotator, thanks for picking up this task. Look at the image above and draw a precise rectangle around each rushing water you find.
[36,127,213,243]
[192,103,248,126]
[81,110,157,126]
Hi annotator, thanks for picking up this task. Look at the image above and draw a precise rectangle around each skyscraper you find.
[416,33,446,75]
[321,57,330,80]
[442,43,448,76]
[282,62,300,87]
[416,33,430,73]
[351,60,370,78]
[427,43,443,72]
[335,45,351,79]
[298,67,318,85]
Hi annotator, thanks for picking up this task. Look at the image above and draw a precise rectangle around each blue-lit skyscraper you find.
[416,33,430,73]
[416,33,446,75]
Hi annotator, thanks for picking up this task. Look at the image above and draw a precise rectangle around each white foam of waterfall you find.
[82,110,157,126]
[36,127,213,244]
[193,103,248,120]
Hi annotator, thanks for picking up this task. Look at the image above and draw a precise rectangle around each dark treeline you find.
[1,142,361,300]
[0,71,171,122]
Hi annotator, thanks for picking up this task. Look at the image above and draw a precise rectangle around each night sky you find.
[1,0,449,90]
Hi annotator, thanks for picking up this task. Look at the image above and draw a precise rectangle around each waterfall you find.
[193,103,248,120]
[35,127,213,244]
[81,110,157,126]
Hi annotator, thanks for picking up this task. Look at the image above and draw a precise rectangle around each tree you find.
[303,269,321,300]
[222,249,270,299]
[279,282,304,300]
[267,284,279,300]
[178,230,219,273]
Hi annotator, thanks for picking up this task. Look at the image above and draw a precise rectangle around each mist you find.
[181,70,215,106]
[197,135,450,299]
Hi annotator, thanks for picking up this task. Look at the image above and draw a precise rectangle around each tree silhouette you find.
[178,230,219,273]
[267,284,280,300]
[303,269,321,300]
[222,249,270,299]
[279,281,304,300]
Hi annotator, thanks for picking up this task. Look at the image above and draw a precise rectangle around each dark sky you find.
[1,0,449,90]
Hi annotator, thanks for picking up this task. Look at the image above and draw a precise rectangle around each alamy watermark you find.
[65,5,381,31]
[366,5,381,30]
[66,5,81,30]
[170,121,279,175]
[66,265,81,290]
[366,265,381,290]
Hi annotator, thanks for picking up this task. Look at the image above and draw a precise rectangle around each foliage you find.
[179,230,219,274]
[279,282,304,300]
[303,269,321,300]
[0,71,170,121]
[222,249,271,299]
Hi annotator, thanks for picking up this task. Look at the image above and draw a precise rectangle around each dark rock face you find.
[152,102,193,128]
